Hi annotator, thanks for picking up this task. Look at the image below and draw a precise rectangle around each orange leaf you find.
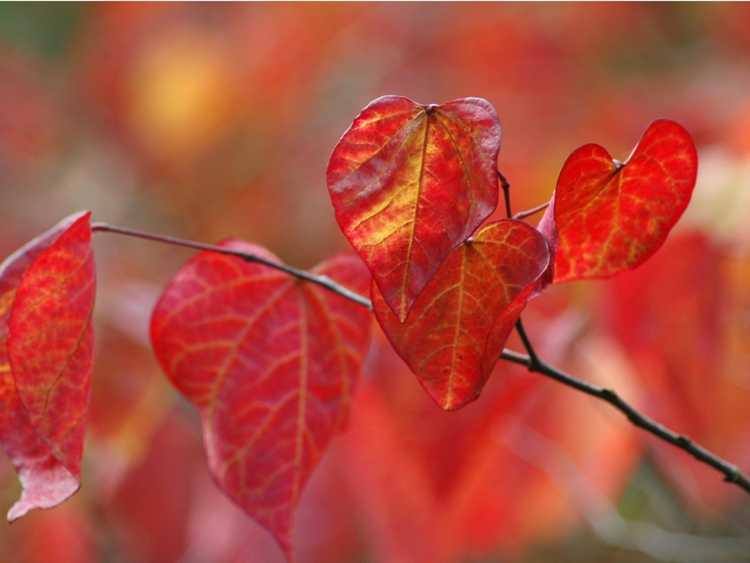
[328,96,501,321]
[0,211,95,520]
[373,219,549,410]
[540,120,697,283]
[150,244,371,561]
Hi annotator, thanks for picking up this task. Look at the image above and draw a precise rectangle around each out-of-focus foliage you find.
[1,4,749,562]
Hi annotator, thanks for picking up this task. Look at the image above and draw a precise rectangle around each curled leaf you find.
[373,220,549,410]
[328,95,501,321]
[150,244,371,560]
[541,120,697,283]
[0,212,95,520]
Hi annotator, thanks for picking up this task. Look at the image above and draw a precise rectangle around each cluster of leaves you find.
[0,95,700,560]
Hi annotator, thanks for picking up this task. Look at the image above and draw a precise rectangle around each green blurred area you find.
[0,3,82,59]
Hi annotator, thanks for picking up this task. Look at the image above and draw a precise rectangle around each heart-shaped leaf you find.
[372,219,549,410]
[150,244,371,561]
[328,95,501,321]
[539,120,697,283]
[0,211,95,520]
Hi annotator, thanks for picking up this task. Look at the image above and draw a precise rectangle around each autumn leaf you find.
[539,120,697,283]
[328,95,501,321]
[149,243,371,561]
[372,219,549,410]
[0,211,96,521]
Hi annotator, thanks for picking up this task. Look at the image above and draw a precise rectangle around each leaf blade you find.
[328,96,501,321]
[0,212,95,520]
[150,245,371,560]
[546,120,697,282]
[373,219,549,410]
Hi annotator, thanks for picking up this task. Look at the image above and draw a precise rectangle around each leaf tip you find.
[434,386,481,412]
[269,524,295,563]
[6,466,80,522]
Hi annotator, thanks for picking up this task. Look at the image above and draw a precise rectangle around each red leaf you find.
[328,96,501,321]
[541,120,697,283]
[150,244,371,560]
[372,219,549,410]
[0,211,95,520]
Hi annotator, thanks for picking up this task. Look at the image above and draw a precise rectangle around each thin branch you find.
[513,201,549,221]
[514,318,541,367]
[500,348,750,495]
[93,221,750,498]
[503,418,750,562]
[91,222,372,309]
[497,170,512,218]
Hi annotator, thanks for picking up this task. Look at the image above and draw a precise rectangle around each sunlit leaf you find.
[541,120,697,282]
[150,244,371,560]
[328,95,501,321]
[0,212,95,520]
[372,219,549,410]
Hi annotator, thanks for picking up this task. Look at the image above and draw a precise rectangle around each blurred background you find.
[1,3,749,562]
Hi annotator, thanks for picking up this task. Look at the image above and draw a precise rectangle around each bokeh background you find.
[1,3,750,562]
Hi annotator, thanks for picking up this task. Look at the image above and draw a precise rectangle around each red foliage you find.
[149,243,371,560]
[372,219,549,410]
[327,96,501,321]
[540,120,697,283]
[603,232,750,508]
[338,337,640,562]
[108,415,196,563]
[0,81,727,562]
[0,212,95,521]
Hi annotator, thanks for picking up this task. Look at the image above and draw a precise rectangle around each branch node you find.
[497,169,512,218]
[676,434,692,448]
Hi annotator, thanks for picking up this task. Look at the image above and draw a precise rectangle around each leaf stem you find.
[513,201,550,221]
[497,170,512,218]
[514,318,541,367]
[91,222,372,309]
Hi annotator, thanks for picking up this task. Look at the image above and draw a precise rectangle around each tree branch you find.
[503,418,750,562]
[497,170,512,218]
[91,222,372,309]
[500,348,750,495]
[93,221,750,497]
[514,318,541,367]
